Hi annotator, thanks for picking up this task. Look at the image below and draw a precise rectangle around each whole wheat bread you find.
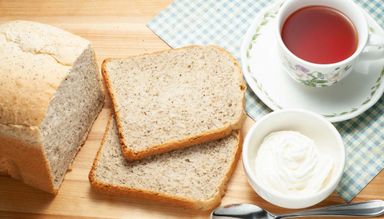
[102,46,245,160]
[89,116,241,211]
[0,20,104,193]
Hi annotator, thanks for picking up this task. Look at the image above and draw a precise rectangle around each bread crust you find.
[0,20,105,193]
[0,98,104,194]
[0,20,90,127]
[89,115,242,211]
[0,134,56,193]
[101,45,246,161]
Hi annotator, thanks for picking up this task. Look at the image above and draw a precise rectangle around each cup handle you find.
[361,33,384,59]
[354,33,384,73]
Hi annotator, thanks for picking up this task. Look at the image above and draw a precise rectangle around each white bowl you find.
[242,109,345,209]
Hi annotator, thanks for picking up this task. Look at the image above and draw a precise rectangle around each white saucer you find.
[241,1,384,122]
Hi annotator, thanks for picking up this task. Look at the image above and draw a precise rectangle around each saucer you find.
[241,0,384,122]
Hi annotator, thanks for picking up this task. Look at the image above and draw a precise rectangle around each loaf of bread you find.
[102,46,245,160]
[0,20,104,193]
[89,116,241,211]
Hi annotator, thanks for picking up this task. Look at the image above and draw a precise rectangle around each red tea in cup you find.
[281,6,358,64]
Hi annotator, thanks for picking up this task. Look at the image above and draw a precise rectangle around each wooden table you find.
[0,1,383,218]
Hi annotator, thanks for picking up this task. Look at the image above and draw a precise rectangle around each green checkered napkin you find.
[147,0,384,202]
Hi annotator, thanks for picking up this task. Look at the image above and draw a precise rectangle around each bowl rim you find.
[242,109,346,203]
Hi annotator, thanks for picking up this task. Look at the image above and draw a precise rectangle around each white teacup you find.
[275,0,384,87]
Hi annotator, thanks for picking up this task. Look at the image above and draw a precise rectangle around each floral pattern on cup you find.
[281,54,352,87]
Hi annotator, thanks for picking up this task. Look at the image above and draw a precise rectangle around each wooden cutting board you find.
[0,1,383,218]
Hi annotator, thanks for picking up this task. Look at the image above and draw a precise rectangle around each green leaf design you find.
[251,33,259,41]
[315,71,325,79]
[260,20,268,26]
[314,80,328,84]
[369,26,375,33]
[362,99,371,105]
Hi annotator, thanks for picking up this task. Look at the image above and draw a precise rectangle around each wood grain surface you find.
[0,1,383,218]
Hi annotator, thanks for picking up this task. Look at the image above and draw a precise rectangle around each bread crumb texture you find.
[93,118,239,201]
[104,46,244,152]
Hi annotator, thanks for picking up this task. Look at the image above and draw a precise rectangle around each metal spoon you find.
[212,200,384,219]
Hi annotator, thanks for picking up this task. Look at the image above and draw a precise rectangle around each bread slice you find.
[102,46,245,160]
[89,116,241,211]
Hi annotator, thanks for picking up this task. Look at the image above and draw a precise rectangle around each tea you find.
[281,6,358,64]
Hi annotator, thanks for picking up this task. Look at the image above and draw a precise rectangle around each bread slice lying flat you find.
[89,116,241,211]
[102,46,245,160]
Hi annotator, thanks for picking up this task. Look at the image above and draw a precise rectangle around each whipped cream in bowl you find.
[255,131,334,197]
[242,109,345,209]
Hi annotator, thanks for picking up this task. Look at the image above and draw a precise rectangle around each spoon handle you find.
[276,200,384,218]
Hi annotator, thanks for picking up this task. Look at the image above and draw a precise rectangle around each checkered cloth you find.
[148,0,384,202]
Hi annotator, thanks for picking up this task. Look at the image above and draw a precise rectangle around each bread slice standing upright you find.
[102,46,245,160]
[0,20,104,193]
[89,116,241,211]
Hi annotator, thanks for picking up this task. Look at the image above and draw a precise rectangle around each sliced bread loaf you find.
[89,116,241,211]
[102,46,245,160]
[0,20,104,193]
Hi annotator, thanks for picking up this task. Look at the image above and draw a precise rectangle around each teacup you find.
[275,0,384,87]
